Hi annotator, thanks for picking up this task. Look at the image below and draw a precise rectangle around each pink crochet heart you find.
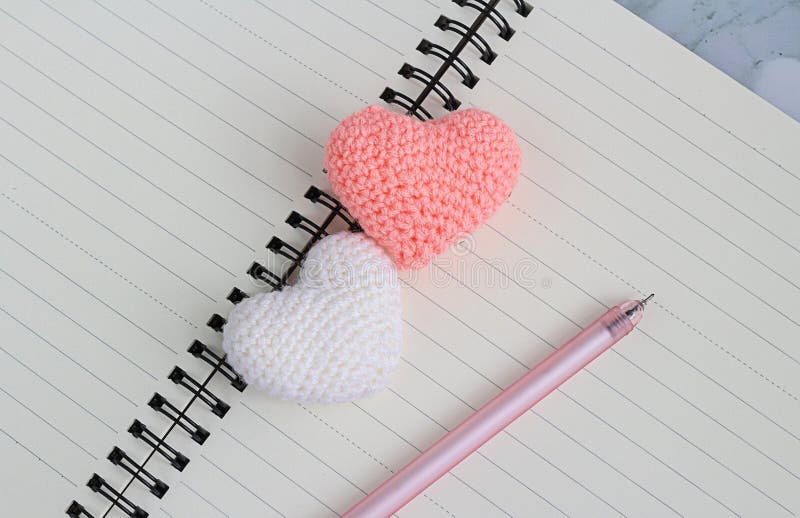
[324,106,521,270]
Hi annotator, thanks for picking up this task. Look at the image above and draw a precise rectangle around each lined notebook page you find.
[0,0,798,516]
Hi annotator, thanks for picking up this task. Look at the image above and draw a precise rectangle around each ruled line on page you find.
[0,426,78,487]
[404,238,796,512]
[0,109,237,278]
[518,29,800,218]
[221,428,340,516]
[0,340,120,434]
[509,167,800,366]
[0,16,296,292]
[510,130,800,322]
[396,357,646,517]
[527,408,679,514]
[139,0,338,122]
[405,294,780,505]
[0,290,141,411]
[470,451,569,518]
[403,277,710,513]
[306,0,404,57]
[0,41,277,230]
[464,241,800,479]
[399,280,772,515]
[297,402,457,517]
[0,261,157,381]
[383,387,574,518]
[503,188,800,398]
[350,399,517,518]
[247,0,387,80]
[487,80,800,348]
[92,0,326,149]
[580,368,794,512]
[308,359,683,517]
[0,192,199,330]
[363,0,425,33]
[0,224,179,355]
[404,282,527,365]
[465,219,800,444]
[310,362,669,516]
[0,385,97,460]
[200,454,288,518]
[297,403,454,516]
[0,152,217,302]
[535,6,800,181]
[557,392,740,515]
[503,53,800,259]
[456,237,797,508]
[257,0,421,67]
[500,129,800,375]
[352,392,518,517]
[402,322,786,515]
[467,84,800,372]
[473,228,800,510]
[239,402,370,511]
[0,73,258,255]
[462,87,800,402]
[35,0,313,187]
[180,480,232,518]
[222,408,401,518]
[196,0,371,106]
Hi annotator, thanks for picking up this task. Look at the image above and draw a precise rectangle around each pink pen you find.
[343,295,654,518]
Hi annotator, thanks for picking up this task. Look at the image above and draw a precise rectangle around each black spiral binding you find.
[66,186,358,518]
[67,1,528,515]
[381,0,531,120]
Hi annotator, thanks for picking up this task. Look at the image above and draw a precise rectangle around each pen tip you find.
[641,293,655,306]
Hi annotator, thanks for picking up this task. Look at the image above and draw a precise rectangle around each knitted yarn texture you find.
[221,232,402,404]
[325,105,521,270]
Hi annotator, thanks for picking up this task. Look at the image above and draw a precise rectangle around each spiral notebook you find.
[1,0,799,516]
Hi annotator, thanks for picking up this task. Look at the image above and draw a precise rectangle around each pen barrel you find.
[343,303,636,518]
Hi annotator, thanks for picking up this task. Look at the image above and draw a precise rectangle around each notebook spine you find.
[67,185,358,518]
[381,0,531,120]
[66,2,529,514]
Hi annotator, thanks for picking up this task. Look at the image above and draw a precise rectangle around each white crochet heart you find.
[222,231,402,404]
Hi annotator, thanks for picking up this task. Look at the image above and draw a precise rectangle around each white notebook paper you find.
[1,0,798,516]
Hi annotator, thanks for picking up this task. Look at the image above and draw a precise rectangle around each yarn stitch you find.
[221,231,402,404]
[324,105,521,270]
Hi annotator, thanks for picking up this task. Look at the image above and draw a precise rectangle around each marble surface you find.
[616,0,800,121]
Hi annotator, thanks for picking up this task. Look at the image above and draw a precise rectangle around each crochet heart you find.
[222,232,402,404]
[325,105,521,270]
